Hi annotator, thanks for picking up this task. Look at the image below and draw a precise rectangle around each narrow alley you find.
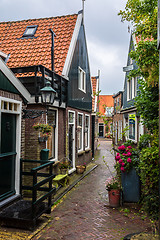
[31,139,152,240]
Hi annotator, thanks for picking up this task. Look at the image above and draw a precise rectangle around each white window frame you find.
[68,110,76,174]
[128,112,137,142]
[77,113,83,152]
[0,96,22,196]
[127,79,132,101]
[132,77,137,99]
[78,66,86,92]
[85,114,90,150]
[118,120,122,140]
[46,109,58,161]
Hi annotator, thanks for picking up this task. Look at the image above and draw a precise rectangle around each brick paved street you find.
[32,139,152,240]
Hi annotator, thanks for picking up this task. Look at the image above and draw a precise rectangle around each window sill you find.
[78,150,85,156]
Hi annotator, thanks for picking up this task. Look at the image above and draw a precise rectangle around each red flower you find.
[119,159,123,164]
[127,152,132,157]
[115,155,120,161]
[127,158,132,163]
[121,166,125,172]
[121,162,125,166]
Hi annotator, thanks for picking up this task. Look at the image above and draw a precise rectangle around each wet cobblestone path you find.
[33,140,152,240]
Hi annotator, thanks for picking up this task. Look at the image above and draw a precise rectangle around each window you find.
[105,107,113,117]
[129,114,135,140]
[127,79,132,100]
[77,113,83,151]
[85,115,90,149]
[118,120,122,140]
[23,25,38,37]
[47,110,57,159]
[78,67,86,92]
[132,77,137,98]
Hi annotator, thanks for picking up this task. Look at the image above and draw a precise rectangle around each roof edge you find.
[62,11,83,77]
[0,57,31,102]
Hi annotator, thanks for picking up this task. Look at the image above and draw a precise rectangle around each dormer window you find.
[23,25,38,37]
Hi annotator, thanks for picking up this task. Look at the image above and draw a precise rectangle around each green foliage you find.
[138,133,159,220]
[138,133,152,150]
[118,0,159,85]
[135,79,159,133]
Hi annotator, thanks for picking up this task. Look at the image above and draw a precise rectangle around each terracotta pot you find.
[108,189,120,207]
[76,165,85,174]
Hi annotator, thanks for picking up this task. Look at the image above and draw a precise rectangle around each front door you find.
[0,113,16,201]
[68,111,75,172]
[99,124,104,137]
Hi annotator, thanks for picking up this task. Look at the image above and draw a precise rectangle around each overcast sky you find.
[0,0,130,95]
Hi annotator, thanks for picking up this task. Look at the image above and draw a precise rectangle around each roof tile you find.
[0,14,78,75]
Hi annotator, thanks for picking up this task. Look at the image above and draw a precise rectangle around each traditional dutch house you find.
[0,54,31,208]
[0,10,92,175]
[121,34,144,144]
[112,91,123,146]
[98,95,114,138]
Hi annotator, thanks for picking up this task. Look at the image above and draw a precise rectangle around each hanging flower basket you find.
[33,123,52,136]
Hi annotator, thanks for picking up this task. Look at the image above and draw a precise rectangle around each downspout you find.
[49,29,56,72]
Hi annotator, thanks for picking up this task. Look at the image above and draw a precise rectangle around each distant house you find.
[0,55,31,206]
[0,11,92,176]
[121,34,144,143]
[112,91,123,146]
[98,95,114,138]
[91,72,100,155]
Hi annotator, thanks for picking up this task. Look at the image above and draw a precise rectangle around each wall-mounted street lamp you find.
[23,81,57,119]
[41,81,56,105]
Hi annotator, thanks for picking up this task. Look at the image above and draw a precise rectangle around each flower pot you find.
[121,168,140,203]
[76,165,86,174]
[60,168,68,175]
[108,189,120,207]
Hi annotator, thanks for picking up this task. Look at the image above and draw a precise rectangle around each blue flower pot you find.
[121,168,140,203]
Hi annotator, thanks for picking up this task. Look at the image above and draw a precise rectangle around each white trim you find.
[68,110,76,174]
[128,112,137,143]
[85,114,90,150]
[78,66,86,93]
[62,12,83,77]
[0,51,7,60]
[0,58,31,102]
[77,112,83,152]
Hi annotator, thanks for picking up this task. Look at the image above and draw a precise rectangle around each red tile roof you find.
[0,14,78,75]
[99,95,114,115]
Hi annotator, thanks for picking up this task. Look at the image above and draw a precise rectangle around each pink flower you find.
[121,166,125,172]
[127,146,132,149]
[127,158,132,163]
[127,152,132,157]
[117,153,120,156]
[119,159,123,164]
[115,155,120,161]
[122,153,127,156]
[121,162,125,167]
[118,145,126,151]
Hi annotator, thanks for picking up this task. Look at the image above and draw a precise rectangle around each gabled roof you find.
[0,13,80,76]
[99,95,114,115]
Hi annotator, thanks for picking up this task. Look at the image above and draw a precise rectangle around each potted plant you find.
[105,176,121,207]
[59,159,70,174]
[33,123,52,142]
[115,143,140,203]
[76,164,86,174]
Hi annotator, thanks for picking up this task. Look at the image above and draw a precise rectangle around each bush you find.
[138,134,152,150]
[139,134,159,220]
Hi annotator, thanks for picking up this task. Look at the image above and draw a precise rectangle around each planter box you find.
[121,168,140,203]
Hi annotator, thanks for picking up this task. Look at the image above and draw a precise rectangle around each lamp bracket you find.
[22,109,47,119]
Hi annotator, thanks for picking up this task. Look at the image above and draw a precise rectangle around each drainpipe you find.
[49,29,56,72]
